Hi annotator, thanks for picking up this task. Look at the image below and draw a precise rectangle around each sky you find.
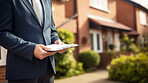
[131,0,148,9]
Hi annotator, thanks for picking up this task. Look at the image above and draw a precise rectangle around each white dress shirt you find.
[29,0,43,25]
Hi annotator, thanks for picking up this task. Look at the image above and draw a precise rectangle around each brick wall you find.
[0,66,7,83]
[52,0,77,34]
[116,0,135,29]
[136,8,148,38]
[99,52,134,69]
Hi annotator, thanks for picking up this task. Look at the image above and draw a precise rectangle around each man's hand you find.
[58,49,68,54]
[54,40,67,54]
[54,40,64,45]
[34,44,57,60]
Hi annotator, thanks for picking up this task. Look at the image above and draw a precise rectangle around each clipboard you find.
[45,44,79,51]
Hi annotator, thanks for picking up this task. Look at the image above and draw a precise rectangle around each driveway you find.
[1,70,124,83]
[55,69,124,83]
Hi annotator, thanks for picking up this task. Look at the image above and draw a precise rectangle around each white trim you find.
[90,30,103,53]
[89,0,109,12]
[87,14,115,23]
[0,47,7,66]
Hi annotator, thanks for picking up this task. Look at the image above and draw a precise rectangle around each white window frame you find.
[90,30,103,53]
[139,10,147,26]
[90,0,109,12]
[0,47,7,66]
[114,33,121,51]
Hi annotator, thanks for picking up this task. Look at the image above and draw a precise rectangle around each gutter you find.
[125,0,148,12]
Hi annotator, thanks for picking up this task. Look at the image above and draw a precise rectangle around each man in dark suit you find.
[0,0,66,83]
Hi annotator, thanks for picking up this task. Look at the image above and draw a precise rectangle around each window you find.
[139,10,147,26]
[90,30,103,53]
[90,0,109,12]
[90,33,94,50]
[107,31,113,45]
[107,31,113,50]
[97,34,100,50]
[114,33,120,51]
[0,47,7,66]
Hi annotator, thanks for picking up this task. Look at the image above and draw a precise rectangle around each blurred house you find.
[117,0,148,43]
[0,0,148,82]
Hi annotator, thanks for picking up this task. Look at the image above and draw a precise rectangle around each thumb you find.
[55,40,60,44]
[40,45,51,50]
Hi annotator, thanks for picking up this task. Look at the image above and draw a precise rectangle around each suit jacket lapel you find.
[22,0,42,27]
[41,0,52,30]
[40,0,46,28]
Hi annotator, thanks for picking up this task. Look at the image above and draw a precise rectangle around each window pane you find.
[90,0,108,11]
[139,10,147,25]
[90,34,94,50]
[97,34,100,50]
[102,0,108,10]
[107,32,113,45]
[114,33,120,51]
[90,0,96,8]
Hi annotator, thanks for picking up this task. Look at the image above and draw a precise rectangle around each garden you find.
[55,29,148,83]
[107,34,148,83]
[55,29,100,79]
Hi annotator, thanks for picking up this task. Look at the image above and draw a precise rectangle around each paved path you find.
[55,70,124,83]
[1,70,124,83]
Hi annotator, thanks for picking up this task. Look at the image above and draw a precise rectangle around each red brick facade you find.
[136,8,148,38]
[117,0,136,29]
[116,0,148,39]
[0,66,7,82]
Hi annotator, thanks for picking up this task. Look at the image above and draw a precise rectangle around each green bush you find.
[137,33,148,53]
[120,34,138,53]
[78,50,100,69]
[55,29,84,79]
[57,29,75,44]
[107,53,148,83]
[104,50,117,58]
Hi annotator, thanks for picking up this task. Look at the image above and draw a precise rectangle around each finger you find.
[58,50,62,53]
[63,49,68,51]
[61,49,67,52]
[42,51,57,56]
[58,50,66,54]
[54,41,57,44]
[40,44,51,50]
[54,40,59,44]
[50,51,57,54]
[61,42,64,45]
[57,41,60,44]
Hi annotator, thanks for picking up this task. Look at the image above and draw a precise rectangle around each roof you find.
[89,18,132,32]
[124,30,139,36]
[125,0,148,12]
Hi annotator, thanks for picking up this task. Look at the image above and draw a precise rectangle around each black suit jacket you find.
[0,0,59,80]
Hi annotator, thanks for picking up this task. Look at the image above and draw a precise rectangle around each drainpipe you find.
[74,0,79,56]
[55,0,79,57]
[133,5,139,42]
[133,5,137,31]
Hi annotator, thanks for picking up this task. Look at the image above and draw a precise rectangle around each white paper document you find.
[45,44,79,51]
